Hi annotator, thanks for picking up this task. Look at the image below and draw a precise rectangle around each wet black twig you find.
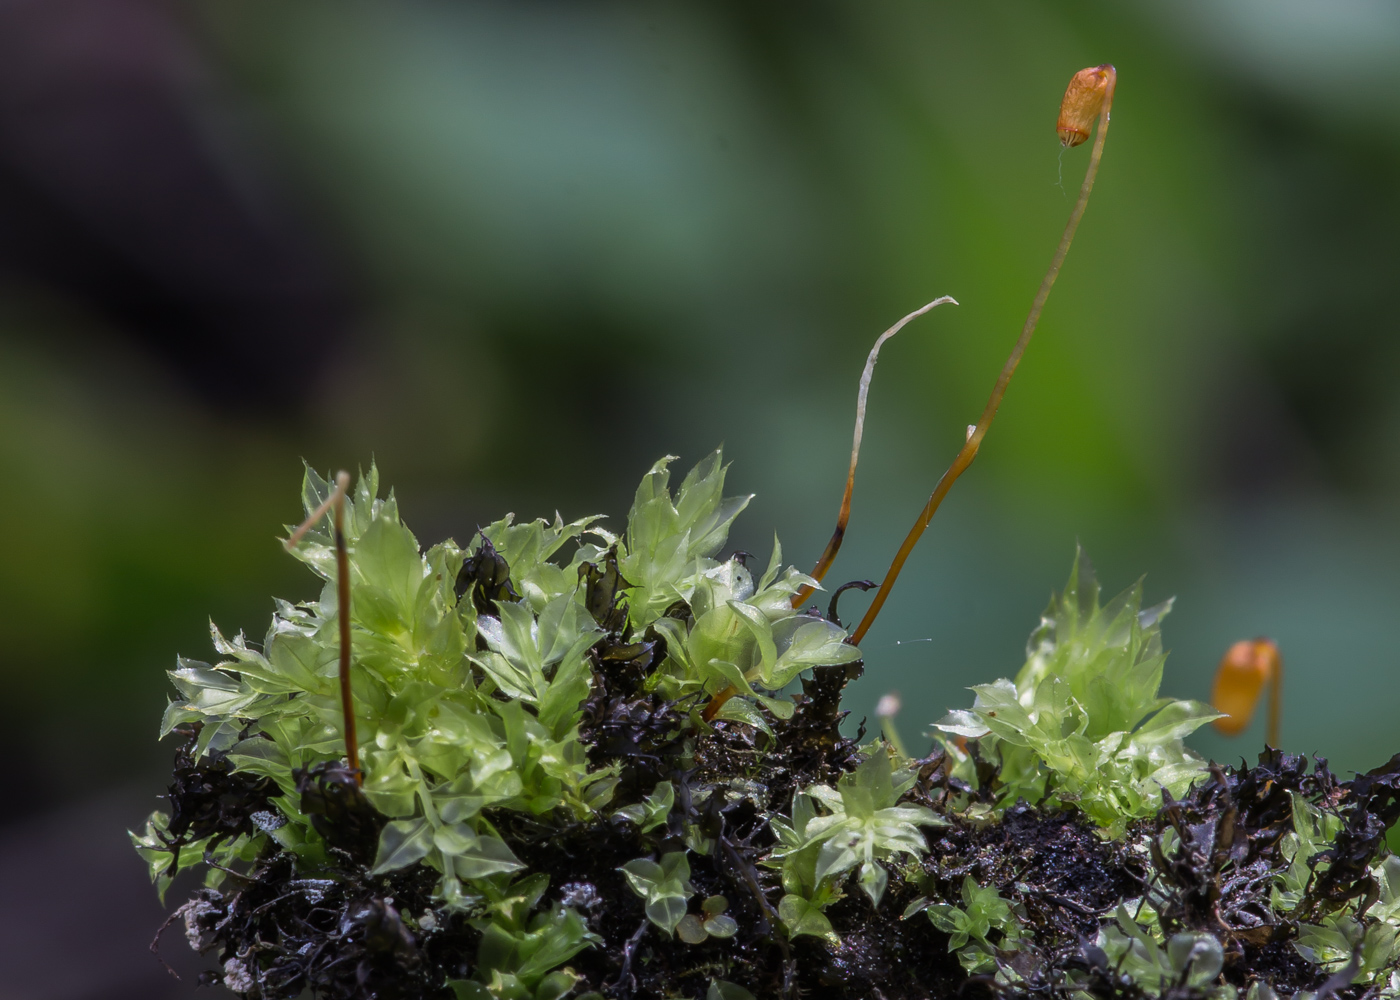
[827,579,876,628]
[719,833,795,997]
[1023,887,1099,919]
[612,919,650,998]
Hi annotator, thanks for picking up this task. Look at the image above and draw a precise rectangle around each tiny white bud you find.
[966,425,976,441]
[875,692,901,718]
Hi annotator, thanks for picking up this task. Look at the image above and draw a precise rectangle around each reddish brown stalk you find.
[286,470,360,783]
[1268,654,1282,748]
[701,686,735,723]
[848,65,1116,647]
[331,472,359,782]
[790,296,957,610]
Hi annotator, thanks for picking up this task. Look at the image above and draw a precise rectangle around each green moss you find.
[134,456,1400,1000]
[936,547,1219,835]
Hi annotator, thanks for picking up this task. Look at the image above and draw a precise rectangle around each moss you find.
[135,457,1400,1000]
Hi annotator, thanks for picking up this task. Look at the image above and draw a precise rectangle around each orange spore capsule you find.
[1211,638,1281,737]
[1057,65,1114,147]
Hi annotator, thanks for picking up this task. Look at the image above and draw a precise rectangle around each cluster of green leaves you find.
[1294,917,1400,993]
[1086,905,1233,1000]
[135,450,876,996]
[1274,795,1400,993]
[636,457,862,735]
[144,467,617,913]
[611,779,674,834]
[617,848,742,944]
[936,548,1218,834]
[618,452,753,629]
[768,746,945,944]
[678,895,740,945]
[619,851,696,938]
[906,876,1027,974]
[452,875,600,1000]
[1107,794,1400,1000]
[1272,792,1345,915]
[131,814,271,901]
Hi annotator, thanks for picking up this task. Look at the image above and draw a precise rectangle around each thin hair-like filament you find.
[790,296,957,609]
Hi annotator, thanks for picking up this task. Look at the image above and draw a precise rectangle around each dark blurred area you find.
[0,0,347,410]
[1,1,1398,995]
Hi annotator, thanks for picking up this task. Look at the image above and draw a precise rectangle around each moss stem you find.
[332,471,360,783]
[1268,653,1282,748]
[286,470,360,783]
[848,67,1116,646]
[791,297,957,610]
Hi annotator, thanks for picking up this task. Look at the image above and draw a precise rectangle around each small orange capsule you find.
[1057,65,1115,147]
[1211,638,1281,737]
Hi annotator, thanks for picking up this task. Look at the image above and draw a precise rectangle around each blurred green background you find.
[2,2,1398,995]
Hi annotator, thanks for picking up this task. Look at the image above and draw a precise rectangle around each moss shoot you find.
[135,458,1400,1000]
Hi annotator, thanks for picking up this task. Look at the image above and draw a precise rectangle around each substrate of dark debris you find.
[159,729,280,880]
[155,711,1400,1000]
[150,551,1400,1000]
